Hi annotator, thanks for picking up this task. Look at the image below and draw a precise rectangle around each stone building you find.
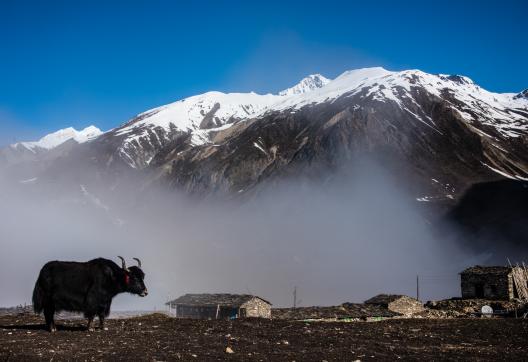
[460,266,527,300]
[165,294,272,319]
[363,294,424,316]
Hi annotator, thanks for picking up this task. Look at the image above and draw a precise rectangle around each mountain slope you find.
[2,68,527,207]
[140,67,528,201]
[113,92,280,169]
[108,74,331,169]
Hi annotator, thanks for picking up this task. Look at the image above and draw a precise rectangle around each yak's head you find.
[117,256,148,297]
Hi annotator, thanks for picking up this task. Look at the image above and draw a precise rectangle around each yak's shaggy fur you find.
[33,258,147,332]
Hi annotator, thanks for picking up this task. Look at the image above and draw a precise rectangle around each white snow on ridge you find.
[16,67,525,168]
[384,70,528,137]
[115,75,335,148]
[111,66,528,168]
[272,67,393,111]
[115,91,280,146]
[115,75,337,147]
[272,67,528,138]
[114,69,399,154]
[13,126,103,152]
[279,74,331,96]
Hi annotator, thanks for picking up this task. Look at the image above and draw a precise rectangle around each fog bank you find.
[0,160,484,310]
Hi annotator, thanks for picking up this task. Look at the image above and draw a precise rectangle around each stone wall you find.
[461,273,513,300]
[241,297,272,318]
[173,305,217,319]
[170,299,271,319]
[387,297,425,316]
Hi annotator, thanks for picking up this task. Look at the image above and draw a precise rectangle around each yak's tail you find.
[32,277,45,314]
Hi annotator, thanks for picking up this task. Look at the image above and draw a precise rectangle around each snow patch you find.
[253,141,268,156]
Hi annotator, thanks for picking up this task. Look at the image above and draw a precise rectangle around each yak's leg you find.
[85,287,99,332]
[44,306,56,332]
[86,314,95,332]
[98,313,105,330]
[98,302,110,330]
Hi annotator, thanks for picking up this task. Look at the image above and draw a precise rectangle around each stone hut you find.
[460,266,525,300]
[165,294,272,319]
[364,294,424,315]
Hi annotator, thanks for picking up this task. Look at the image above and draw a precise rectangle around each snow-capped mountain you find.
[103,67,527,179]
[117,74,331,151]
[11,126,102,153]
[271,67,527,137]
[112,75,331,168]
[113,92,279,167]
[0,125,103,177]
[2,67,527,208]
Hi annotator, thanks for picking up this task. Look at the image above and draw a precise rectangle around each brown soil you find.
[272,304,396,320]
[1,313,528,361]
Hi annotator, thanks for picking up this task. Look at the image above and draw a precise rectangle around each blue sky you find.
[0,0,526,143]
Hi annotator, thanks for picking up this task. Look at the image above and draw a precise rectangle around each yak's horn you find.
[133,257,142,268]
[117,256,127,270]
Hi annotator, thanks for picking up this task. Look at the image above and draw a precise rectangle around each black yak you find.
[32,256,147,332]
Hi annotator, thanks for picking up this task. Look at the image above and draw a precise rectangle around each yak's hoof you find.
[88,327,95,332]
[50,326,57,333]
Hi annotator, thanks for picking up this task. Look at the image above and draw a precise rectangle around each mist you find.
[0,158,485,311]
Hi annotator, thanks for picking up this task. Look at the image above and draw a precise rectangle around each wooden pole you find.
[522,262,528,284]
[416,275,420,301]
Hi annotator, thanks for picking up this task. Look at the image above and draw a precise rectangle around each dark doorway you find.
[475,283,484,298]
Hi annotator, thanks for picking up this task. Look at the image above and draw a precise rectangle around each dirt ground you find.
[1,313,528,361]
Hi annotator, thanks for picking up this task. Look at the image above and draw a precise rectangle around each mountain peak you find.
[279,74,331,96]
[13,125,103,152]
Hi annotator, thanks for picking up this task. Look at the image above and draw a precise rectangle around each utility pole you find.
[293,286,297,309]
[416,275,420,301]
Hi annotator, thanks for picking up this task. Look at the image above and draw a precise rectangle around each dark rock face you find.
[446,180,528,247]
[514,89,528,100]
[199,102,222,129]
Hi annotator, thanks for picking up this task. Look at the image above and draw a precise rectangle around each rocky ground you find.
[1,313,528,361]
[272,304,397,321]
